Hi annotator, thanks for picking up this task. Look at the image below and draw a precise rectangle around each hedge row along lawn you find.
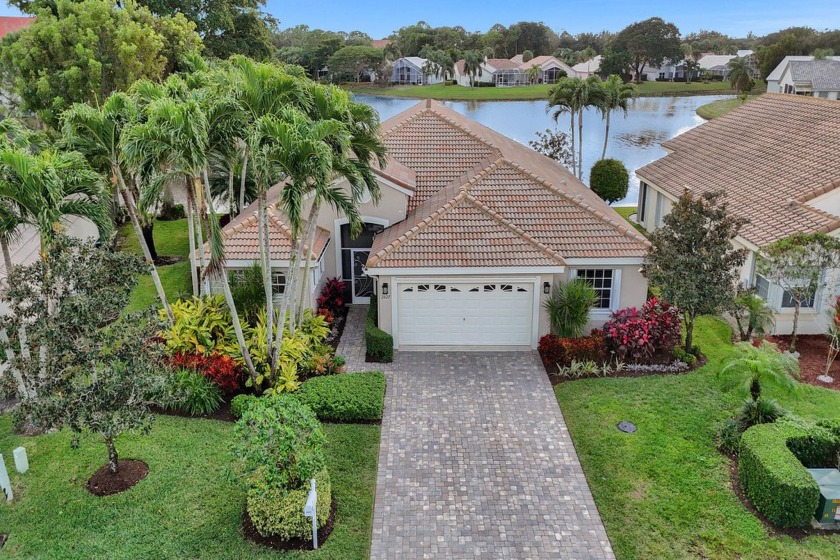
[556,316,840,559]
[346,81,763,101]
[0,415,380,559]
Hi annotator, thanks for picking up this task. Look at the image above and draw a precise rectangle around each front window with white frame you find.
[574,269,615,309]
[271,271,286,295]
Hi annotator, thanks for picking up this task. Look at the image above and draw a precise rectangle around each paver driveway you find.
[369,351,614,559]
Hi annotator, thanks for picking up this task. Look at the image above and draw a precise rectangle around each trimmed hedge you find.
[231,394,258,419]
[247,470,332,540]
[738,419,840,527]
[365,299,393,363]
[295,371,385,422]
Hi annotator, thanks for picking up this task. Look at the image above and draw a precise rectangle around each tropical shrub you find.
[735,398,786,432]
[365,299,393,363]
[671,347,697,366]
[299,345,346,379]
[716,418,742,455]
[603,297,682,362]
[295,371,385,422]
[719,340,799,403]
[167,352,242,392]
[232,394,331,539]
[544,279,597,338]
[589,159,629,204]
[730,290,775,341]
[538,332,607,370]
[171,369,223,415]
[316,277,346,315]
[160,295,237,356]
[229,263,266,325]
[231,394,258,419]
[738,419,840,527]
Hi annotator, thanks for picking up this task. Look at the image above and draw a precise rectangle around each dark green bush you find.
[716,418,741,455]
[230,394,258,419]
[589,159,629,204]
[735,398,786,432]
[295,371,385,422]
[365,299,393,363]
[738,420,838,527]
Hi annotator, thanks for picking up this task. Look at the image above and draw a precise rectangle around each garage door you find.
[396,281,534,347]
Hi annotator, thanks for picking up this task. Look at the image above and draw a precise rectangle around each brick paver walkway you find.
[336,307,614,559]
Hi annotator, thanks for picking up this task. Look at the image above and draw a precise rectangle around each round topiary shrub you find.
[233,394,331,539]
[589,159,629,204]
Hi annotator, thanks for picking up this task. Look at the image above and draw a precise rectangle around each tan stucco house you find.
[636,93,840,336]
[209,99,650,350]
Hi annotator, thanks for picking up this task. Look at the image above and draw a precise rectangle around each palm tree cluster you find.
[547,74,635,179]
[1,55,387,393]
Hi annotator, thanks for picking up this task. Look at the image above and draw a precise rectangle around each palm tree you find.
[526,64,541,85]
[463,51,485,87]
[596,75,635,160]
[61,94,174,322]
[719,340,799,403]
[548,76,604,180]
[727,57,754,95]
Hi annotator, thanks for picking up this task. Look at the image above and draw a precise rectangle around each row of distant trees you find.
[275,19,840,82]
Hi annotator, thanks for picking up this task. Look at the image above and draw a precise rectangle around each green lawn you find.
[556,317,840,559]
[612,205,646,235]
[119,219,194,312]
[696,97,752,120]
[347,80,760,101]
[0,415,380,559]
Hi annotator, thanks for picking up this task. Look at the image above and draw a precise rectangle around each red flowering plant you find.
[604,297,682,363]
[316,277,346,318]
[538,331,607,369]
[166,352,242,393]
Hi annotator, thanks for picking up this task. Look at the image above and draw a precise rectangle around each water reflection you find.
[353,93,734,205]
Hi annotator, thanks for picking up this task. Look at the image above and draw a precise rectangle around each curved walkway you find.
[338,307,614,559]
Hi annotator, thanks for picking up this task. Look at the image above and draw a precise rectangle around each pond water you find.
[353,93,734,206]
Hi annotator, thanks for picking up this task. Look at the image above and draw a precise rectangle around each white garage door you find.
[396,281,534,347]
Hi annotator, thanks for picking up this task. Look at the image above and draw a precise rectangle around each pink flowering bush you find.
[604,297,682,363]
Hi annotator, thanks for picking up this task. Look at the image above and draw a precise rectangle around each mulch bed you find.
[723,452,840,538]
[326,307,349,351]
[765,335,840,391]
[86,459,149,496]
[242,499,336,551]
[544,354,707,386]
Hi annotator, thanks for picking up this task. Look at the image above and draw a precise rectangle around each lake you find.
[353,93,734,206]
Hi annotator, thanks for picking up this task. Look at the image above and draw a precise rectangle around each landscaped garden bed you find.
[765,334,840,391]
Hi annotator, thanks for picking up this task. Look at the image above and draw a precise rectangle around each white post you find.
[303,478,318,549]
[13,447,28,473]
[0,454,13,502]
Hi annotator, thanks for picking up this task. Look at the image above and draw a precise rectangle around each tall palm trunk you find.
[577,108,584,180]
[200,179,258,381]
[271,218,308,377]
[600,110,612,161]
[185,185,199,296]
[569,111,577,177]
[115,167,174,322]
[257,192,274,363]
[192,181,207,293]
[296,201,322,326]
[227,167,235,219]
[239,148,248,215]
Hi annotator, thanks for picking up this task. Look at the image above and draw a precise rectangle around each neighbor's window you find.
[271,271,286,295]
[754,273,770,301]
[781,285,816,309]
[575,269,614,309]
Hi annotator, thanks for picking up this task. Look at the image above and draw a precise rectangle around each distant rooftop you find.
[0,16,34,39]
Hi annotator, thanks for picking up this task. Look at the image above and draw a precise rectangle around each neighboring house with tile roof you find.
[766,56,840,93]
[389,57,443,85]
[206,99,650,349]
[517,55,576,83]
[454,58,528,87]
[636,93,840,336]
[0,16,33,40]
[571,56,601,78]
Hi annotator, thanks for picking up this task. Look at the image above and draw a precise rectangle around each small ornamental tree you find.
[589,159,629,204]
[644,189,748,352]
[0,235,171,474]
[529,128,574,171]
[759,232,840,351]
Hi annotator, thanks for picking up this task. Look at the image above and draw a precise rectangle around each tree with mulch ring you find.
[87,460,150,496]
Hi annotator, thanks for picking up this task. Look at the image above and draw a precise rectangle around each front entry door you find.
[351,249,373,304]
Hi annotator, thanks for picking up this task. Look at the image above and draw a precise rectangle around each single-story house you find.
[390,57,444,85]
[571,56,601,78]
[772,58,840,100]
[518,55,575,83]
[454,58,528,87]
[696,52,760,79]
[636,94,840,336]
[766,56,840,93]
[208,99,650,350]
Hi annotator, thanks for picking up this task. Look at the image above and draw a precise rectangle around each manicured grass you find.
[0,414,380,559]
[556,316,840,559]
[612,205,646,235]
[347,80,763,101]
[696,97,750,120]
[119,219,194,313]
